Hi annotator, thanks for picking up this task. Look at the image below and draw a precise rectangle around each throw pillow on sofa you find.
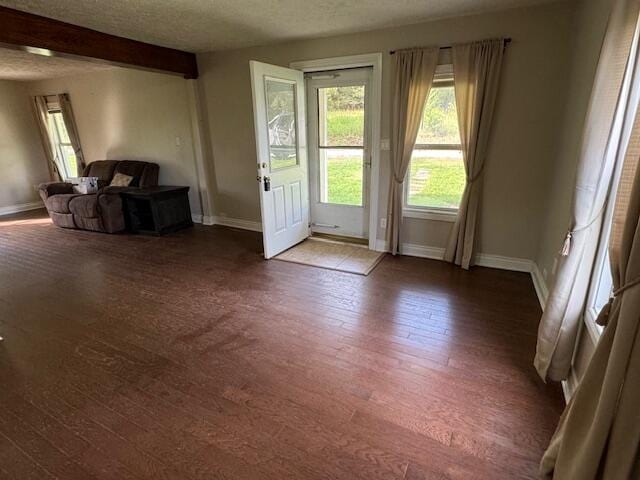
[110,173,134,187]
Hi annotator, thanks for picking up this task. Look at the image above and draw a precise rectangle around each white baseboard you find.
[0,201,44,217]
[475,253,533,273]
[400,243,446,260]
[376,240,445,260]
[376,239,535,274]
[531,263,549,311]
[191,214,259,230]
[211,216,262,232]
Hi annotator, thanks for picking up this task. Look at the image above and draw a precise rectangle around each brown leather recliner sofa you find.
[39,160,159,233]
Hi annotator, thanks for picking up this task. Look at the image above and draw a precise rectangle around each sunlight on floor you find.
[0,217,51,227]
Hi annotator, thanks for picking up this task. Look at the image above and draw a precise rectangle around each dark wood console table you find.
[121,186,193,235]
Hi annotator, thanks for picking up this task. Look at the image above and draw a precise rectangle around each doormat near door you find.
[274,237,385,276]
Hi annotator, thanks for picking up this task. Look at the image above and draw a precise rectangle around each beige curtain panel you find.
[534,0,640,382]
[58,93,86,176]
[33,96,62,182]
[540,104,640,479]
[444,39,505,269]
[388,47,439,254]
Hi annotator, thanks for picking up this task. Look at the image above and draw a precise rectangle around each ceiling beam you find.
[0,6,198,79]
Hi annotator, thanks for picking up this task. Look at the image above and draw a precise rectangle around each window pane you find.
[407,150,465,208]
[60,145,77,177]
[416,86,461,145]
[319,148,363,206]
[318,86,364,147]
[51,112,71,143]
[266,79,298,171]
[46,111,76,179]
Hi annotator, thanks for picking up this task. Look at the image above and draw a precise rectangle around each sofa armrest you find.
[38,182,74,201]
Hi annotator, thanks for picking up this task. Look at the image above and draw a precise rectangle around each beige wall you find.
[197,1,575,258]
[28,69,204,215]
[0,80,49,210]
[535,0,615,283]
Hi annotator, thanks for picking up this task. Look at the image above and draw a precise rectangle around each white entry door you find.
[250,61,310,259]
[306,67,372,239]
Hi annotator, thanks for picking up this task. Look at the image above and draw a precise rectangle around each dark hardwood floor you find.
[0,210,563,480]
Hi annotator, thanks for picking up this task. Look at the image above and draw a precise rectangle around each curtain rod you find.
[389,38,511,55]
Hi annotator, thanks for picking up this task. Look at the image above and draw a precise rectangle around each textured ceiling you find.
[1,0,559,53]
[0,48,112,81]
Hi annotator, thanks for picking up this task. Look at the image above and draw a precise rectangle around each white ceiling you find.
[1,0,559,53]
[0,48,112,81]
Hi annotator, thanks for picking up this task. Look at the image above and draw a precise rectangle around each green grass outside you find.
[407,157,466,208]
[326,100,459,146]
[326,156,465,208]
[325,156,364,205]
[326,110,364,146]
[324,108,465,208]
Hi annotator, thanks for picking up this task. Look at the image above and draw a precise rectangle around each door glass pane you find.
[416,85,461,145]
[265,79,298,171]
[318,86,365,147]
[407,149,465,208]
[319,148,363,206]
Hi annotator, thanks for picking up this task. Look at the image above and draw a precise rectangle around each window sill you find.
[403,208,458,222]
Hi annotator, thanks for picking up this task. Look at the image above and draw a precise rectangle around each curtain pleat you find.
[443,39,505,269]
[534,0,640,382]
[540,112,640,480]
[388,48,439,254]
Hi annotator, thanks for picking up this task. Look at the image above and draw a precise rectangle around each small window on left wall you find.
[46,110,77,180]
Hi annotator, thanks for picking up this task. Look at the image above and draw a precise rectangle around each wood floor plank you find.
[0,430,57,480]
[0,210,564,479]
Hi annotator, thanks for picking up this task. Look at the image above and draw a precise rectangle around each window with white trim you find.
[584,24,640,338]
[404,67,465,216]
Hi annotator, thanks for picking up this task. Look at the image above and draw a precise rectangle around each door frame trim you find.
[290,53,382,251]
